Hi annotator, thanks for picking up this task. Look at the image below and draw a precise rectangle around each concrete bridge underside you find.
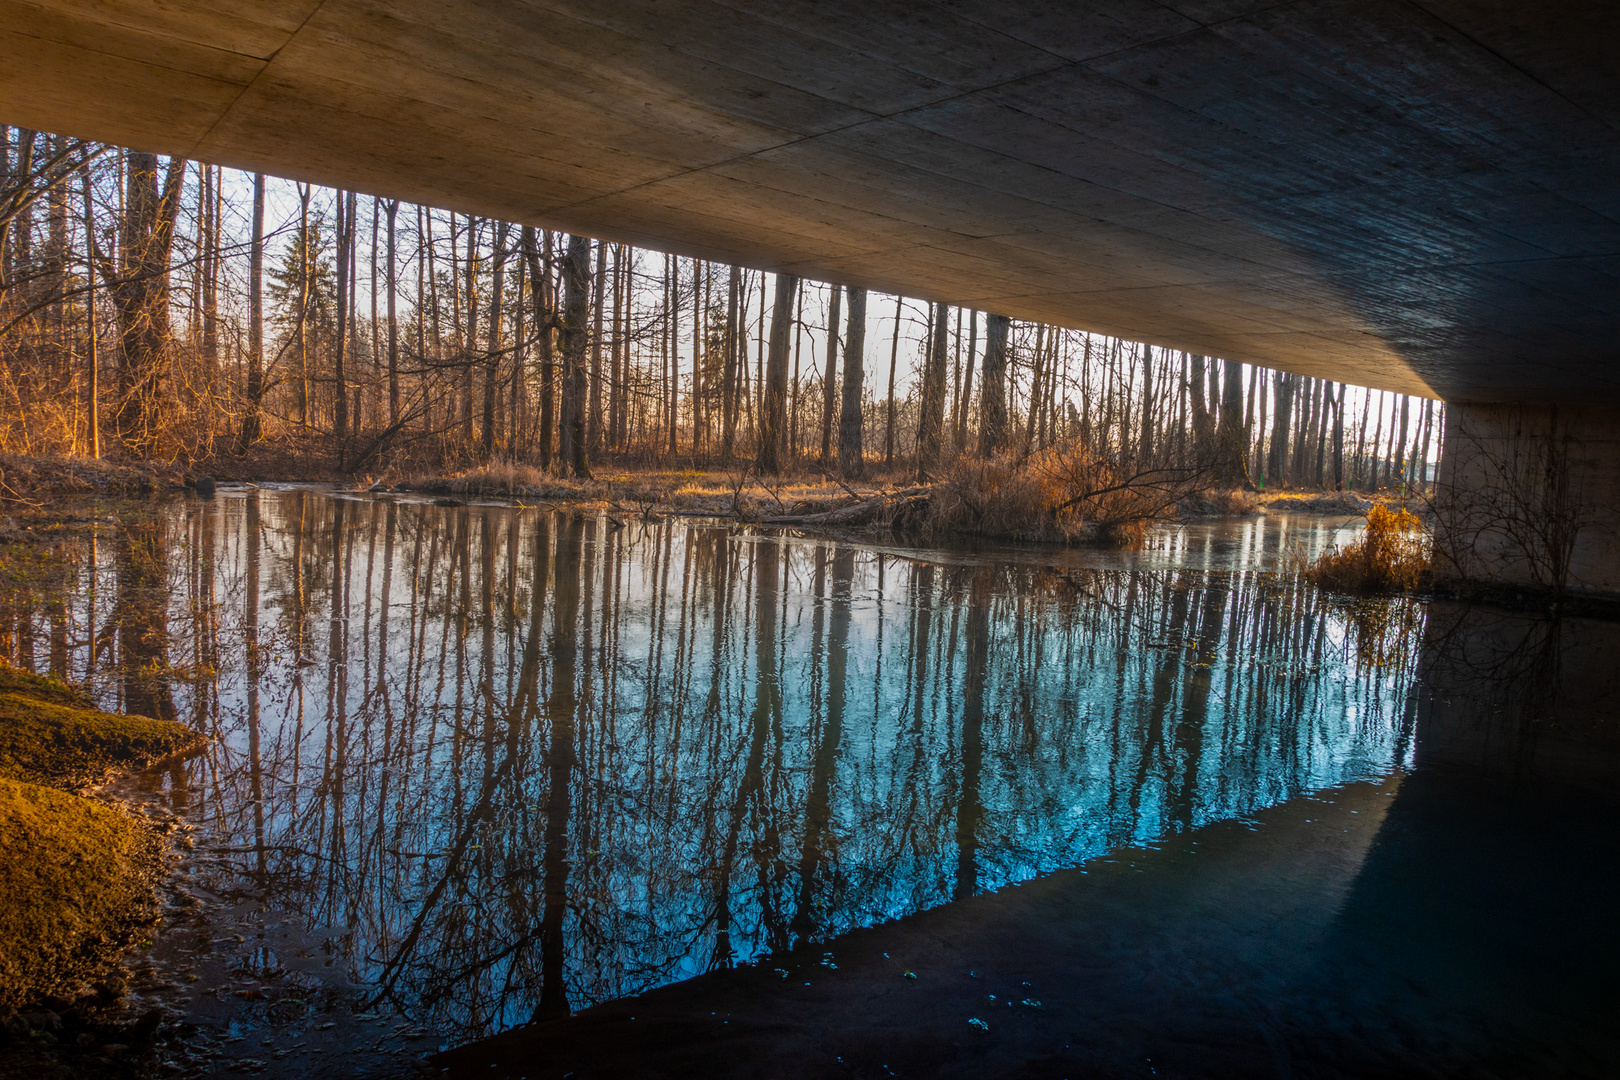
[4,0,1620,591]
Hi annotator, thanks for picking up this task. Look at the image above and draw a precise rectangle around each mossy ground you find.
[0,777,163,1009]
[0,665,91,709]
[0,690,200,790]
[0,662,199,1011]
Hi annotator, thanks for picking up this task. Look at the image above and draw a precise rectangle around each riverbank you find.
[0,451,1399,531]
[0,663,202,1078]
[393,459,1275,543]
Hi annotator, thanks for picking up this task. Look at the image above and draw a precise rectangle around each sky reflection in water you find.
[26,493,1420,1041]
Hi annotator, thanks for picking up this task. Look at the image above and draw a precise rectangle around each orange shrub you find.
[1306,504,1430,594]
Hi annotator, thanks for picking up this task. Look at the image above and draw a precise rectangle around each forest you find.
[0,130,1443,522]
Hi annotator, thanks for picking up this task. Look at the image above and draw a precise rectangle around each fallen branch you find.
[761,487,932,527]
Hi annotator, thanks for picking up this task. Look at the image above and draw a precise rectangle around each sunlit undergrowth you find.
[1307,505,1431,594]
[0,452,182,501]
[931,441,1207,545]
[407,459,607,501]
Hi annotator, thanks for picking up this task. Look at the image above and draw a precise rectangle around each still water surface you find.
[3,494,1458,1070]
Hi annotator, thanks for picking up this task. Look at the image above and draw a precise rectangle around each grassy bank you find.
[0,453,185,501]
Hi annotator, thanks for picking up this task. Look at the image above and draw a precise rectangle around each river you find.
[3,489,1614,1077]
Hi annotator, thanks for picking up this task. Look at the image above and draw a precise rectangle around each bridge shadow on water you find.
[2,491,1614,1077]
[443,601,1620,1079]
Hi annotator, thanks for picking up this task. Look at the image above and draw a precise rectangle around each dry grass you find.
[930,441,1205,545]
[408,460,609,502]
[0,453,183,501]
[1179,488,1262,518]
[1260,489,1376,514]
[405,459,888,520]
[1306,504,1431,594]
[928,455,1077,541]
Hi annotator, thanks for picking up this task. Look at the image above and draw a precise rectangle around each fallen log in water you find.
[760,487,933,527]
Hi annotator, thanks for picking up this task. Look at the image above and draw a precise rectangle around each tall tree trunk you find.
[334,190,351,447]
[460,216,479,450]
[1332,381,1346,488]
[752,271,765,444]
[976,314,1010,458]
[1392,393,1411,490]
[837,286,866,478]
[481,222,509,459]
[1213,358,1247,485]
[296,186,311,431]
[666,255,678,454]
[1352,387,1371,490]
[200,164,219,379]
[588,239,605,453]
[1137,344,1154,463]
[790,280,804,460]
[1366,392,1385,490]
[691,258,705,454]
[1250,367,1266,480]
[81,164,102,459]
[102,150,186,453]
[384,199,399,428]
[1315,379,1333,488]
[917,301,950,480]
[948,307,963,450]
[345,191,359,435]
[610,245,627,450]
[757,273,797,475]
[559,234,592,478]
[1266,372,1293,486]
[1023,322,1046,454]
[235,173,266,454]
[1189,353,1213,452]
[510,243,526,451]
[1296,376,1315,485]
[523,229,555,470]
[368,196,378,430]
[721,265,740,459]
[820,282,841,465]
[955,310,977,450]
[884,295,902,466]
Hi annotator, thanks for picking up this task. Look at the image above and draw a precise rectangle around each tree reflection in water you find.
[2,492,1423,1041]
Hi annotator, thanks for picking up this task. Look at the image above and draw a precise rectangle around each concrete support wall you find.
[1433,403,1620,597]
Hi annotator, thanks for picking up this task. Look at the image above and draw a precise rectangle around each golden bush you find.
[1306,504,1430,594]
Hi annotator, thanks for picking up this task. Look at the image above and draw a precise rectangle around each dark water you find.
[3,490,1614,1076]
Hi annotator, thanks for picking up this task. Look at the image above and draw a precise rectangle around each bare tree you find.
[977,314,1010,458]
[757,273,797,475]
[97,150,186,452]
[916,301,949,480]
[235,174,266,454]
[837,286,866,478]
[720,265,741,460]
[383,199,399,428]
[819,282,841,465]
[558,234,592,478]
